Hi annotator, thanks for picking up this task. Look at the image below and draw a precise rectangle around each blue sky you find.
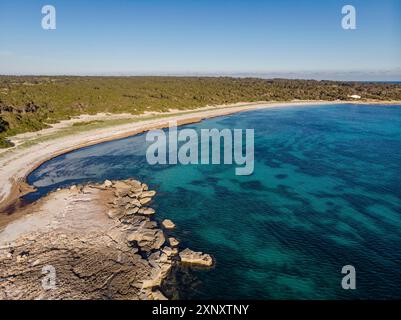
[0,0,400,79]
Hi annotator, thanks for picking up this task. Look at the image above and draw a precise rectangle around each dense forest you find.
[1,76,401,148]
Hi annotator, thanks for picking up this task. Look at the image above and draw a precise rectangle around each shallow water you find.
[26,104,401,299]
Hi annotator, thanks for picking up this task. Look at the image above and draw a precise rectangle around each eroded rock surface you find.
[0,179,213,300]
[179,249,214,267]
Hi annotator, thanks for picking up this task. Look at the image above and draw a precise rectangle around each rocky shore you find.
[0,179,213,300]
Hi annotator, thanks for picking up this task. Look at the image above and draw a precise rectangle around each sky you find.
[0,0,400,80]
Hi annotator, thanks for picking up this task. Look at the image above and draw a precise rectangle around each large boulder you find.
[103,180,113,188]
[126,179,142,189]
[127,229,166,252]
[129,198,142,207]
[162,219,176,230]
[140,191,156,198]
[139,197,152,205]
[138,207,156,216]
[113,181,132,196]
[107,209,124,219]
[113,197,132,207]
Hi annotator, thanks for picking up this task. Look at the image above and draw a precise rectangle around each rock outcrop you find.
[162,219,176,230]
[169,237,180,247]
[179,249,214,267]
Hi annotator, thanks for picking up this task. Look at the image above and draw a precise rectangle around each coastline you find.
[1,99,400,213]
[0,179,212,299]
[1,98,401,299]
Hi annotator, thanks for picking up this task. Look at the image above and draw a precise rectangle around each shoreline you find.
[1,99,401,213]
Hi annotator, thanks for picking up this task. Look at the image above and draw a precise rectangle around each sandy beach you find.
[0,99,400,213]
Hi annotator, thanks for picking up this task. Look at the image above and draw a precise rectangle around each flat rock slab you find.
[162,219,176,230]
[179,248,213,267]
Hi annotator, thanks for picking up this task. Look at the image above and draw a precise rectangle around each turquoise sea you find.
[26,104,401,299]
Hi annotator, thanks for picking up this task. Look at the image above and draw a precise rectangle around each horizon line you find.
[1,72,400,82]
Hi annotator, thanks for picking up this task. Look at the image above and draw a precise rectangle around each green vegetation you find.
[0,117,8,133]
[72,120,105,127]
[0,138,13,148]
[1,76,401,148]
